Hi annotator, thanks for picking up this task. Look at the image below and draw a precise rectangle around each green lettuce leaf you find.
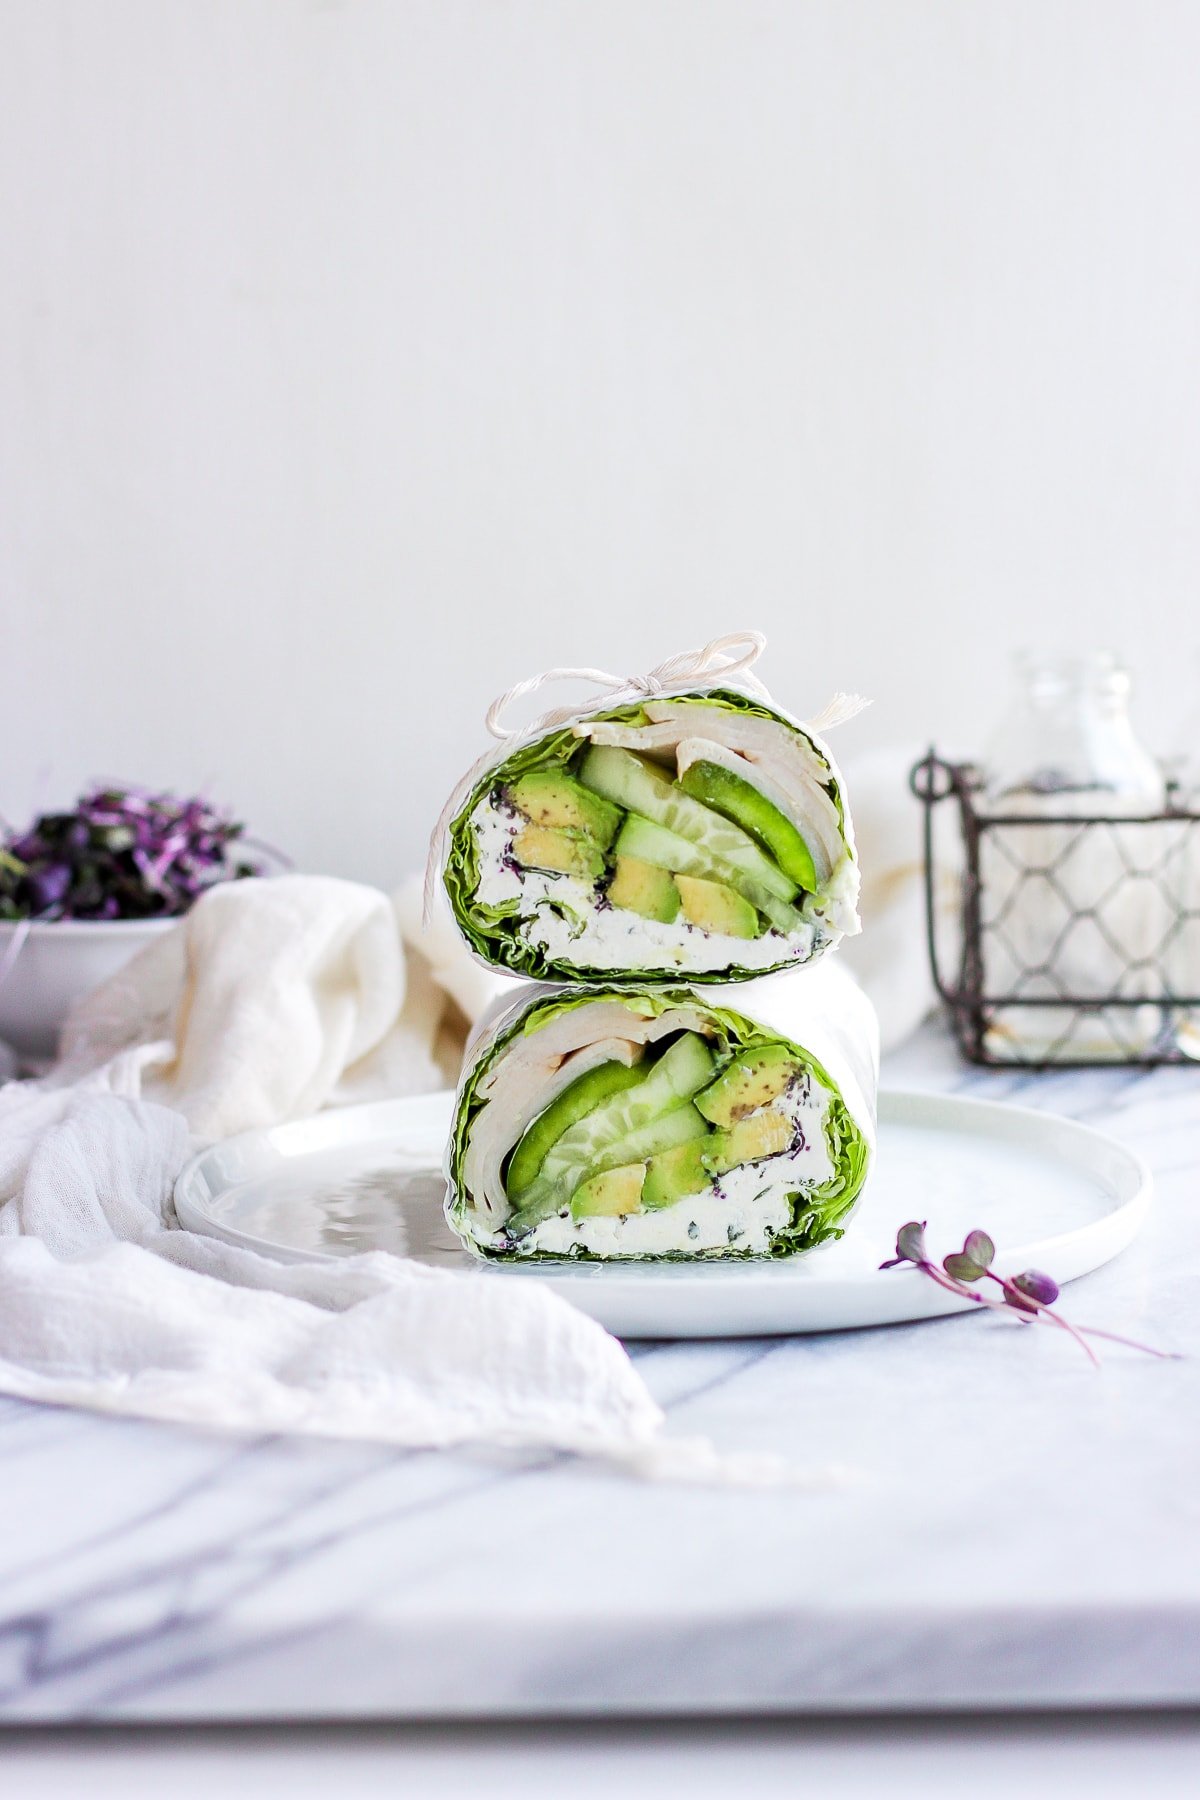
[448,984,870,1262]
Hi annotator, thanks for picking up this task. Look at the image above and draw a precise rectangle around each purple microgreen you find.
[880,1219,929,1269]
[1009,1268,1059,1308]
[942,1228,997,1283]
[0,785,279,923]
[882,1220,1176,1365]
[28,864,71,913]
[963,1229,995,1269]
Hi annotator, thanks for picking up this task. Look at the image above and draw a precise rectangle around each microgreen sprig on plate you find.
[882,1221,1176,1365]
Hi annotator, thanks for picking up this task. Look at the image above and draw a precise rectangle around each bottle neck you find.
[986,653,1162,807]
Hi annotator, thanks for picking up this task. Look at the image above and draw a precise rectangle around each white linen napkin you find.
[51,873,505,1134]
[0,876,790,1482]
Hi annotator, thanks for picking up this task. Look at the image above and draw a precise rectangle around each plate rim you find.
[174,1086,1153,1324]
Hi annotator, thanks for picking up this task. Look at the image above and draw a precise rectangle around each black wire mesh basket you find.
[911,751,1200,1068]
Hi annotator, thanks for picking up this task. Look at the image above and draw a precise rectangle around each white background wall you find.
[2,0,1198,887]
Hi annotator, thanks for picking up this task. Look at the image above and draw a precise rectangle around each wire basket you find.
[911,751,1200,1068]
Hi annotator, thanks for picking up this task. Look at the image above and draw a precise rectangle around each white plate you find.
[175,1090,1151,1339]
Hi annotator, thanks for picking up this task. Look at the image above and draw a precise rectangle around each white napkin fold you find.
[52,875,454,1135]
[0,876,786,1483]
[0,1090,680,1463]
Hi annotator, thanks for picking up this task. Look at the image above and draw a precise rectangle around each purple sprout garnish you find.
[0,785,275,923]
[882,1221,1177,1365]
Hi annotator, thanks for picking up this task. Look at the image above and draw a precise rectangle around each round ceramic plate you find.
[174,1090,1151,1339]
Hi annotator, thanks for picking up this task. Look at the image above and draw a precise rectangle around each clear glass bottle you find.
[976,651,1168,1061]
[983,651,1164,813]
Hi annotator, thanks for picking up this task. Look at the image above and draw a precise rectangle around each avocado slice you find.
[508,1103,709,1235]
[641,1138,712,1211]
[577,746,797,903]
[512,824,606,884]
[642,1103,797,1213]
[695,1042,802,1128]
[507,771,621,849]
[508,1034,716,1228]
[570,1162,646,1221]
[607,855,681,923]
[705,1108,794,1173]
[615,815,800,936]
[506,1057,646,1200]
[679,761,818,892]
[675,873,761,940]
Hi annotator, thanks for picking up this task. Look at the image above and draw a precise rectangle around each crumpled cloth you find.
[51,872,508,1136]
[0,875,792,1483]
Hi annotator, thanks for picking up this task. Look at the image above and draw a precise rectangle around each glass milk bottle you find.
[977,651,1167,1061]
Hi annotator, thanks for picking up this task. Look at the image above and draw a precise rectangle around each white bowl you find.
[0,917,178,1063]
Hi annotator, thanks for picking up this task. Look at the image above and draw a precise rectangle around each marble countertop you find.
[2,1025,1198,1722]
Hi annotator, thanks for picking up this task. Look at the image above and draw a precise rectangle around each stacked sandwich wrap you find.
[431,635,879,1263]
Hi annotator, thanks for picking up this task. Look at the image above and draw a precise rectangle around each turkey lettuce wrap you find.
[440,688,860,984]
[446,962,877,1263]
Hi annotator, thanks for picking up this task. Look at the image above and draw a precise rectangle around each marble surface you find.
[1,1024,1198,1722]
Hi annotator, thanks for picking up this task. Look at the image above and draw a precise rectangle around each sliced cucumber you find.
[578,746,797,903]
[507,1034,716,1229]
[615,814,799,935]
[506,1057,645,1200]
[679,761,818,892]
[509,1102,710,1236]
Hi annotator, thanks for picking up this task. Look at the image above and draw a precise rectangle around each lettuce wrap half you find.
[440,687,859,984]
[446,962,878,1263]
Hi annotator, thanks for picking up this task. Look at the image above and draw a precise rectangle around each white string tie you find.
[422,630,867,925]
[482,630,770,744]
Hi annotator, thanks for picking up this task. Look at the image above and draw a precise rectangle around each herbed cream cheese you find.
[526,1179,792,1257]
[470,795,827,975]
[462,1067,835,1261]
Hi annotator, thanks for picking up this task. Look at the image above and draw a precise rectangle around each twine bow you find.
[482,630,771,743]
[422,631,868,924]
